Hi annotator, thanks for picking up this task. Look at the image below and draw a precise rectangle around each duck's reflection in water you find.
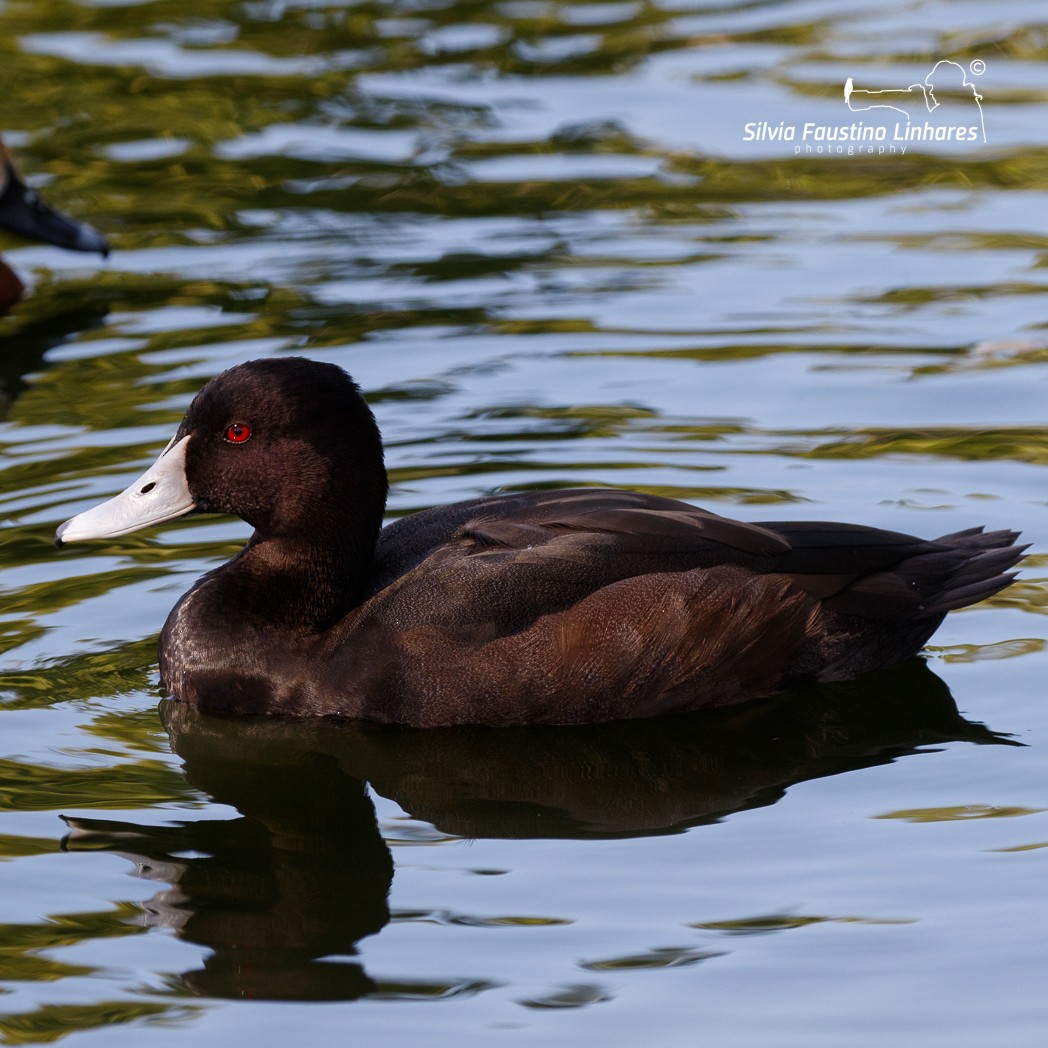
[66,741,393,1000]
[63,661,1015,1000]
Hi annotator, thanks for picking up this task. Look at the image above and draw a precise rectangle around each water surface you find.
[1,0,1047,1045]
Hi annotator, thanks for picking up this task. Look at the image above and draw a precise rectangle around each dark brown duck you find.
[55,357,1024,726]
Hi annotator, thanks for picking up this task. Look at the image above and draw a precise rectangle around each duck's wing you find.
[366,489,926,641]
[460,489,791,557]
[370,488,788,592]
[370,489,966,614]
[371,490,1023,627]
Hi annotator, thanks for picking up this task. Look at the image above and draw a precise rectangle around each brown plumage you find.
[55,358,1025,726]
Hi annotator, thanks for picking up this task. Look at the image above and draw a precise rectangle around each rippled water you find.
[2,0,1048,1044]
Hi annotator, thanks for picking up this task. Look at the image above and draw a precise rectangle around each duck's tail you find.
[808,526,1026,683]
[917,527,1027,616]
[818,526,1026,622]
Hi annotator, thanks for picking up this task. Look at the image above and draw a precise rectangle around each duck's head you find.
[0,140,109,256]
[56,357,388,547]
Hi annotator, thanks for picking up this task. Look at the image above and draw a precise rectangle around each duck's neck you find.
[232,507,381,634]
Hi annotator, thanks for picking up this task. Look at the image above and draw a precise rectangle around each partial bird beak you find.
[55,436,195,546]
[0,159,110,256]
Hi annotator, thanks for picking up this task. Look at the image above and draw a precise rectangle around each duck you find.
[0,136,109,312]
[54,357,1025,727]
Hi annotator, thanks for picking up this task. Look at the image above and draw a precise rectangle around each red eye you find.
[224,422,252,444]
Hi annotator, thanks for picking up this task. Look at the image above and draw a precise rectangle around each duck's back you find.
[366,489,790,635]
